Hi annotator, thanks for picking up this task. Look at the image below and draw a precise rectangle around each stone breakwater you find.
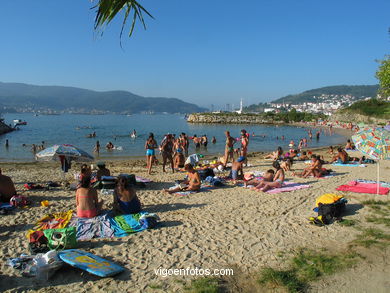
[186,113,281,124]
[0,121,13,135]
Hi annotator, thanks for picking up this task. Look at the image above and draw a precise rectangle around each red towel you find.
[336,182,389,195]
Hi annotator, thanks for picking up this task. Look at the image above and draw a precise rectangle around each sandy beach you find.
[0,147,389,292]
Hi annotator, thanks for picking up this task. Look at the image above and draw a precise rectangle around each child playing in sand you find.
[253,161,285,192]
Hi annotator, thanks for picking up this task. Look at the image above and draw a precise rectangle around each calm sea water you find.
[0,113,345,162]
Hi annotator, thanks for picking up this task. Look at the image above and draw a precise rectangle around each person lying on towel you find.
[113,175,141,214]
[164,164,201,194]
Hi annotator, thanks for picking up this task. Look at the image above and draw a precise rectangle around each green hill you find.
[338,99,390,119]
[272,85,379,104]
[0,82,206,114]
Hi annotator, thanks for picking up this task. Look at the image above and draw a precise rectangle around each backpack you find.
[310,194,347,225]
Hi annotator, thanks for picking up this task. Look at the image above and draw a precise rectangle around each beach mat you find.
[135,176,153,183]
[265,182,311,194]
[336,181,389,195]
[332,162,366,167]
[68,212,115,241]
[355,179,390,188]
[109,212,151,237]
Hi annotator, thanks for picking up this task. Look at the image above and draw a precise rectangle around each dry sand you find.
[0,149,389,292]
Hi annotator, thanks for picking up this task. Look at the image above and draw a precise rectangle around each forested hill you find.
[0,82,205,114]
[272,85,379,104]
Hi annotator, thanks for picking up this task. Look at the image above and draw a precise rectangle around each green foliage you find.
[258,249,358,292]
[376,55,390,98]
[352,228,390,248]
[339,219,358,227]
[185,277,222,293]
[339,99,390,118]
[93,0,153,39]
[259,267,305,292]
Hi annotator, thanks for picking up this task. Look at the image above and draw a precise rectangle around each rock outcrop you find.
[186,113,281,124]
[0,120,13,135]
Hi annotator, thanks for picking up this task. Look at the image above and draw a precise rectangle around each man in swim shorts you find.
[223,131,236,167]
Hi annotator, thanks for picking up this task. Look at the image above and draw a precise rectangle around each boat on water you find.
[13,119,27,126]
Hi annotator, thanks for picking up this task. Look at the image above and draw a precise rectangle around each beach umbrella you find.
[36,144,94,162]
[352,127,390,194]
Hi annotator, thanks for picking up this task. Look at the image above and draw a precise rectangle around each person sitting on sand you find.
[164,164,201,194]
[298,151,309,161]
[327,145,334,155]
[113,176,141,214]
[76,176,103,218]
[280,157,293,172]
[96,162,110,181]
[229,156,245,184]
[264,146,283,160]
[293,155,321,178]
[253,161,285,192]
[332,147,349,164]
[0,168,17,202]
[345,139,355,150]
[174,149,185,169]
[244,169,274,187]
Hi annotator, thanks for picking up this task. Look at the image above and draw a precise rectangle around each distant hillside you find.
[272,85,379,104]
[0,82,205,114]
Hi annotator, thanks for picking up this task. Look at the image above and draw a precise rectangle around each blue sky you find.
[0,0,389,108]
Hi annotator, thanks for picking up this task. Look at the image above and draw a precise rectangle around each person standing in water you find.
[94,141,100,155]
[223,131,236,167]
[211,136,216,144]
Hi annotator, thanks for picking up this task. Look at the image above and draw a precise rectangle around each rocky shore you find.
[186,113,281,124]
[0,120,13,135]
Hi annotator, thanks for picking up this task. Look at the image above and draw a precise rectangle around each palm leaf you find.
[92,0,153,38]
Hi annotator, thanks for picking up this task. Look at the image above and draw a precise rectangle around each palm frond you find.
[92,0,153,38]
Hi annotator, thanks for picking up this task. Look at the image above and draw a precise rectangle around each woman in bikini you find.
[76,176,103,218]
[113,176,141,214]
[145,133,158,175]
[223,131,236,167]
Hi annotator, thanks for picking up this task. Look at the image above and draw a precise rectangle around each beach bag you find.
[313,193,347,225]
[29,231,49,254]
[43,227,77,250]
[198,168,215,180]
[10,195,30,207]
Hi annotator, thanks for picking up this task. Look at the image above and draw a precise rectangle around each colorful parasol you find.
[352,127,390,194]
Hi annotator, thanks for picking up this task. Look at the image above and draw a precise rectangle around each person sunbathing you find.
[164,164,201,194]
[298,151,309,161]
[96,162,110,181]
[332,147,349,164]
[293,155,321,178]
[230,156,245,184]
[244,169,274,187]
[280,157,293,171]
[345,139,355,150]
[113,176,141,214]
[264,146,283,160]
[0,168,17,202]
[76,176,103,218]
[254,161,285,192]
